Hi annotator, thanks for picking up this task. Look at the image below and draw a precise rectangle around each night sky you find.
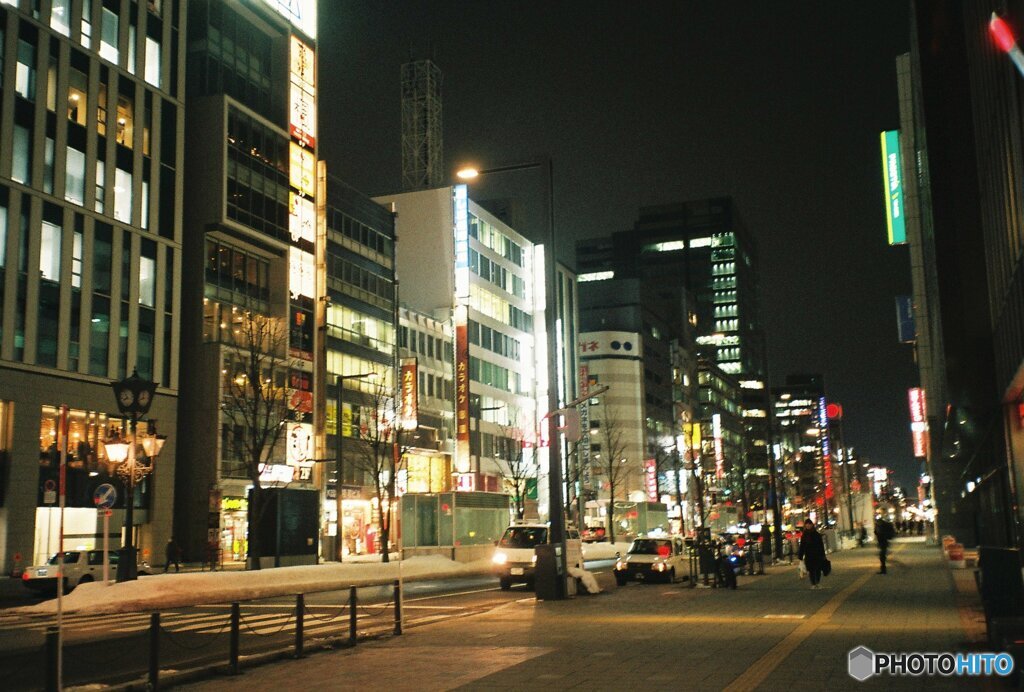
[319,2,921,486]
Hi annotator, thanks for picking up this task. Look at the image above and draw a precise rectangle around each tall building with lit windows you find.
[576,197,764,378]
[0,0,185,572]
[175,0,320,565]
[374,186,550,512]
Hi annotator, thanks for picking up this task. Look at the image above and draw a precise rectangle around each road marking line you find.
[405,586,500,603]
[762,614,806,619]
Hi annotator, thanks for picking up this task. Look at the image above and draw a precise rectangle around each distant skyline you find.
[320,2,920,486]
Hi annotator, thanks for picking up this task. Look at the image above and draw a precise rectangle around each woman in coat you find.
[797,519,827,589]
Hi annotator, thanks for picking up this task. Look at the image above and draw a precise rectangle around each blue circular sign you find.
[93,483,117,510]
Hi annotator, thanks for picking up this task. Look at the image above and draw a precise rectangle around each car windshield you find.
[499,527,548,548]
[47,552,80,565]
[628,539,672,556]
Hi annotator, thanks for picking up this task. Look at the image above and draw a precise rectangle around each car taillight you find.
[21,571,29,581]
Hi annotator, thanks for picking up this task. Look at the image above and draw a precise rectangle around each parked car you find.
[492,523,582,590]
[614,535,687,585]
[580,526,607,543]
[21,550,150,592]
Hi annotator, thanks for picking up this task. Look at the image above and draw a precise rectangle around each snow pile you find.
[580,541,632,561]
[14,555,490,617]
[568,566,601,594]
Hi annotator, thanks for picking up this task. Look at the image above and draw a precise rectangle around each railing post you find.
[229,602,240,675]
[149,612,160,689]
[393,579,402,635]
[348,585,358,645]
[294,594,304,658]
[44,626,58,692]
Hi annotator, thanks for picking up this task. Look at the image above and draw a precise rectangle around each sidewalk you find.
[178,539,988,691]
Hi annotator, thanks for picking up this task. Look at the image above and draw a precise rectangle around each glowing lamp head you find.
[991,13,1018,54]
[456,167,480,180]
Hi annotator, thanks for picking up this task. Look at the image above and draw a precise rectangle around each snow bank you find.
[14,555,490,617]
[568,567,601,595]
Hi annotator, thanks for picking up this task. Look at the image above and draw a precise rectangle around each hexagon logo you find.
[848,646,875,682]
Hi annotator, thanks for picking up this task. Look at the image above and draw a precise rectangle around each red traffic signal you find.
[825,403,843,420]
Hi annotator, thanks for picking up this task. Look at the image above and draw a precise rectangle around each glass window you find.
[114,168,132,222]
[16,39,36,100]
[139,255,155,306]
[116,94,134,148]
[140,180,149,229]
[12,126,31,184]
[68,68,88,125]
[40,221,61,281]
[81,0,93,47]
[97,78,108,136]
[51,0,71,36]
[144,37,160,87]
[95,160,105,212]
[43,139,55,194]
[89,295,110,376]
[72,227,83,288]
[100,8,118,64]
[65,147,86,205]
[127,25,136,74]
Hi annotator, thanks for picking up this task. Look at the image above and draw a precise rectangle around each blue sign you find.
[93,483,117,510]
[895,295,915,343]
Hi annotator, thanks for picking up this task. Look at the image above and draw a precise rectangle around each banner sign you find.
[455,322,470,473]
[644,459,658,501]
[400,359,418,431]
[908,387,928,458]
[578,365,591,489]
[881,130,907,245]
[896,295,915,343]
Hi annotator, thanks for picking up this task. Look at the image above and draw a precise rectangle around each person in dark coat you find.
[875,517,895,574]
[797,519,827,589]
[760,523,773,565]
[165,537,181,573]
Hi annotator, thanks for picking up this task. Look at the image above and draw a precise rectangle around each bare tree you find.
[220,309,300,569]
[596,405,631,544]
[348,377,404,563]
[494,421,532,520]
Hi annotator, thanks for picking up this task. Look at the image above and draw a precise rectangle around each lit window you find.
[50,0,71,36]
[12,126,30,184]
[139,256,155,306]
[114,168,132,223]
[100,8,119,64]
[116,96,134,148]
[39,221,62,281]
[15,39,36,100]
[144,37,161,87]
[65,147,86,205]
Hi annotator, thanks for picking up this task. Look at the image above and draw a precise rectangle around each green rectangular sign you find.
[881,130,907,245]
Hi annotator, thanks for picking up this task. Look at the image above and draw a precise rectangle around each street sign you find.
[93,483,117,510]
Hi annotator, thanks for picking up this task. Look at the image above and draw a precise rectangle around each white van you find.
[492,523,582,590]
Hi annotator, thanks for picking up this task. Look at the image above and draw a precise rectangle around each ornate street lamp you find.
[103,369,163,582]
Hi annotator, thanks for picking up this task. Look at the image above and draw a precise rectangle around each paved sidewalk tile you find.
[181,539,990,691]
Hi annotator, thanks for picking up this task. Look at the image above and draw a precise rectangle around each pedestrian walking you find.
[165,537,181,573]
[857,522,868,548]
[875,517,895,574]
[797,519,827,589]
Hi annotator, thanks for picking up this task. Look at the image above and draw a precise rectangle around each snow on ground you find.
[13,555,492,617]
[580,541,631,561]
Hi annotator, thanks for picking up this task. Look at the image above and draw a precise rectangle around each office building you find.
[0,0,185,571]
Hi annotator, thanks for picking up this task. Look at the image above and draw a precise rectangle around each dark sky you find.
[319,2,920,486]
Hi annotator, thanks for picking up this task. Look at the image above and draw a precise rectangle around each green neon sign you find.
[881,130,907,245]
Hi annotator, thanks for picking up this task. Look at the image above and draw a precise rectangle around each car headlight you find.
[532,554,537,564]
[614,560,625,571]
[654,562,665,572]
[492,552,507,565]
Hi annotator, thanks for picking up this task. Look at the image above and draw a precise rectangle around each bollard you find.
[149,612,160,689]
[294,594,304,658]
[44,626,58,692]
[393,580,402,635]
[229,602,240,675]
[348,586,358,645]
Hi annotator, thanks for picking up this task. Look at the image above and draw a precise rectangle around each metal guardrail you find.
[42,579,405,691]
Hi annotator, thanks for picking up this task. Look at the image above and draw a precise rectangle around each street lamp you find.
[104,369,162,582]
[335,371,378,562]
[455,158,567,598]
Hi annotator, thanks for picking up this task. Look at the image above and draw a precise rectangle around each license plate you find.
[37,569,47,577]
[511,567,524,576]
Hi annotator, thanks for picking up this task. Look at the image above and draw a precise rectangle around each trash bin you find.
[977,546,1024,645]
[534,543,562,601]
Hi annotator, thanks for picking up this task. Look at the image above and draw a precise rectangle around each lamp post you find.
[456,159,566,598]
[104,369,163,582]
[335,371,377,562]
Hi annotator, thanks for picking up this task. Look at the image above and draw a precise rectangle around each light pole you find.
[457,158,567,598]
[104,369,164,582]
[335,371,377,562]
